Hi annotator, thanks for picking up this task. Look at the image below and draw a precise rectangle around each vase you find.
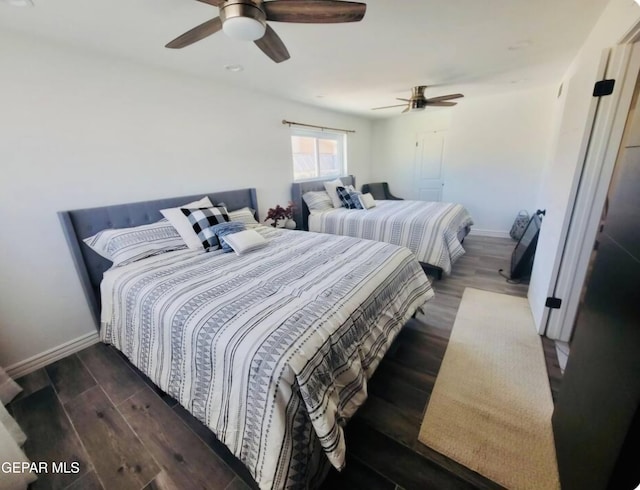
[285,219,296,230]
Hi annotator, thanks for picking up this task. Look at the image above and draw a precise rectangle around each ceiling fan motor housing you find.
[409,86,427,110]
[411,86,426,97]
[410,99,426,111]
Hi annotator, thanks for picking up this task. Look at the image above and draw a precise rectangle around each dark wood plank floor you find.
[9,235,562,490]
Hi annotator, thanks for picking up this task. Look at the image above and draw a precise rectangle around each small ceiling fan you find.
[166,0,367,63]
[372,86,464,113]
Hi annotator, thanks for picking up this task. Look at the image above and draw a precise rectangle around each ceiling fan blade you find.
[254,25,290,63]
[372,104,408,110]
[166,17,223,49]
[396,98,410,102]
[426,94,464,103]
[402,107,410,113]
[196,0,225,6]
[264,0,366,23]
[427,101,457,107]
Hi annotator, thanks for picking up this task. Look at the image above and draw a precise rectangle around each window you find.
[291,129,346,182]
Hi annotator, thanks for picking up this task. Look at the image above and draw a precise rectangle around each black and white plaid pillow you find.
[336,186,363,209]
[181,206,229,250]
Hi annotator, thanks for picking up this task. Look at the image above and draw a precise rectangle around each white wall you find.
[0,31,372,369]
[370,86,557,235]
[528,0,640,332]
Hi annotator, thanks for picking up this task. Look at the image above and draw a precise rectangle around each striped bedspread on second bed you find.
[99,226,433,489]
[308,200,474,274]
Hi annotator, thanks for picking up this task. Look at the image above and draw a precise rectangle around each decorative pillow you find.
[323,178,347,208]
[227,207,259,226]
[358,192,377,210]
[302,191,333,211]
[180,206,229,250]
[83,220,186,266]
[160,196,213,250]
[343,184,360,199]
[208,221,246,252]
[221,229,268,256]
[336,186,363,209]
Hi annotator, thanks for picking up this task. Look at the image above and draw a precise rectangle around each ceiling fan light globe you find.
[223,16,266,41]
[220,2,268,41]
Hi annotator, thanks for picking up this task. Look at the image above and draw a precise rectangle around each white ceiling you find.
[0,0,610,118]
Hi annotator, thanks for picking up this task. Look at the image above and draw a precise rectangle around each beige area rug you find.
[418,288,560,490]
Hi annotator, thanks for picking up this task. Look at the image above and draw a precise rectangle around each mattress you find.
[99,226,433,489]
[308,200,474,274]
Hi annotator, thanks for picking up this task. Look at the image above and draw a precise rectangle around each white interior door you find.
[546,42,640,341]
[414,131,445,201]
[527,49,609,336]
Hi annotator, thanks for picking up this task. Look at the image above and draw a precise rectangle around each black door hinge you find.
[593,79,615,97]
[546,297,562,309]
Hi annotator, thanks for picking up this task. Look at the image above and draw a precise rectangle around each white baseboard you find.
[469,228,511,239]
[5,331,100,379]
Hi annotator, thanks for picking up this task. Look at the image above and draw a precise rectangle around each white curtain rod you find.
[282,119,356,134]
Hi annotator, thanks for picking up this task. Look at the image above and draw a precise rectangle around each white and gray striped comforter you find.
[309,200,474,274]
[100,226,433,490]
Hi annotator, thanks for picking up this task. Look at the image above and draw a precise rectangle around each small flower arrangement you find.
[266,201,296,228]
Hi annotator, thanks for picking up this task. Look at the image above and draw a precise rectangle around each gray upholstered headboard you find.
[58,188,258,329]
[291,175,355,231]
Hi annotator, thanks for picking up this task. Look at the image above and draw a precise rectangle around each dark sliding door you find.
[552,77,640,489]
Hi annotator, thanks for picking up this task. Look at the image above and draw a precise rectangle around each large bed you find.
[291,176,474,277]
[59,188,434,490]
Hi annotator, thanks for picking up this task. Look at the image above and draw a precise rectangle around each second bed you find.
[292,176,474,277]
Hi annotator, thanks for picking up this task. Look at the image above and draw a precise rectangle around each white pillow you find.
[160,196,213,249]
[222,229,267,256]
[323,178,346,208]
[358,193,376,209]
[303,191,333,211]
[83,220,186,266]
[228,207,259,226]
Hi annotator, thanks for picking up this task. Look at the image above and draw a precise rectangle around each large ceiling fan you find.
[166,0,367,63]
[372,86,464,113]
